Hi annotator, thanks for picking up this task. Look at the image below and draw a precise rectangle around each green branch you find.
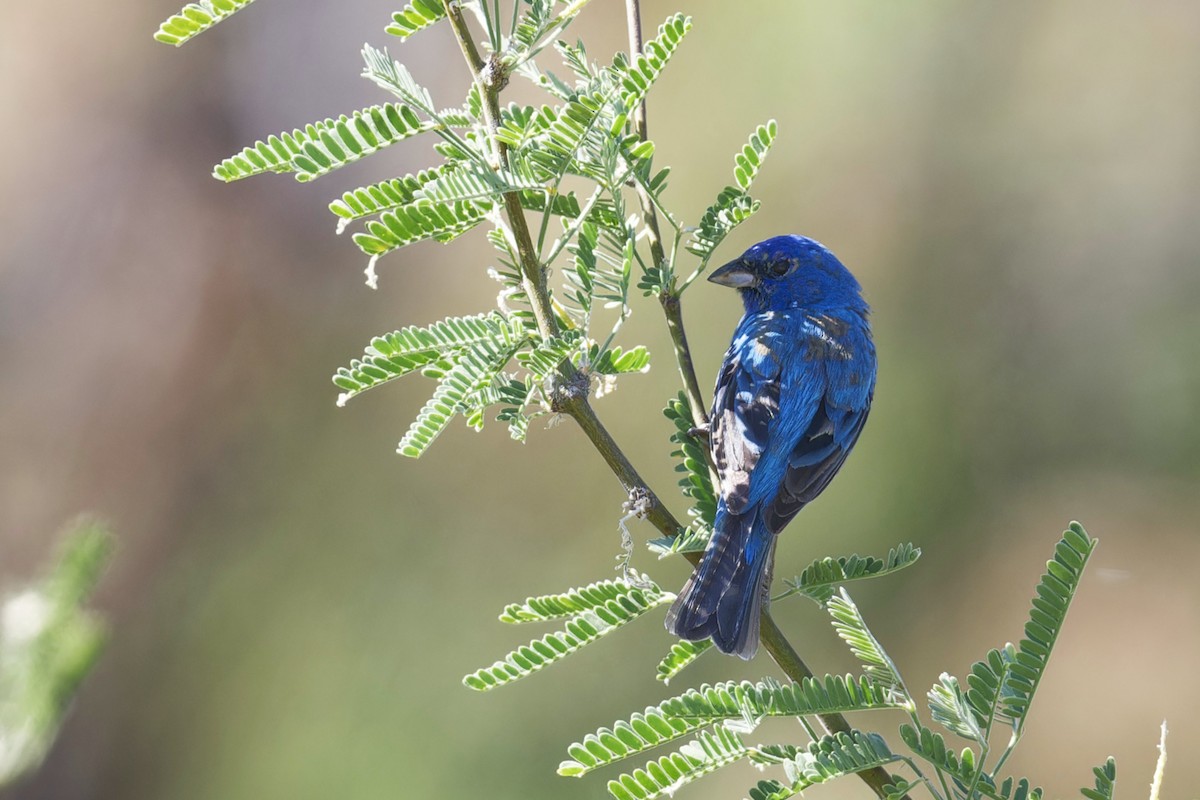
[443,0,681,537]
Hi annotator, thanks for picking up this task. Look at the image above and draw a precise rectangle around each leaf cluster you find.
[151,6,1130,800]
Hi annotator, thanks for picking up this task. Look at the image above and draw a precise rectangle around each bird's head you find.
[708,235,866,314]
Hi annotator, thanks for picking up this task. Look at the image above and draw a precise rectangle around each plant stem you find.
[444,0,676,537]
[622,0,709,434]
[448,7,902,798]
[660,291,711,431]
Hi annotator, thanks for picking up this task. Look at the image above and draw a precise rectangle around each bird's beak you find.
[708,260,759,289]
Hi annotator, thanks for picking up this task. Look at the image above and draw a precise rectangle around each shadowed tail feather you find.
[664,510,774,659]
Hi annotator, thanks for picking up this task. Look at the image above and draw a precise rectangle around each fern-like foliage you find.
[589,345,650,375]
[516,13,691,183]
[654,639,712,684]
[559,706,712,778]
[1081,758,1116,800]
[899,723,1047,800]
[464,578,671,691]
[420,165,543,204]
[504,0,560,67]
[212,104,434,183]
[606,726,747,800]
[746,778,803,800]
[561,676,899,781]
[780,544,921,606]
[1000,522,1095,724]
[564,222,617,322]
[329,169,448,223]
[662,393,717,527]
[781,731,898,791]
[353,199,490,265]
[928,672,988,745]
[153,0,258,46]
[361,45,438,115]
[333,313,522,405]
[899,724,989,795]
[646,525,710,559]
[610,14,693,110]
[827,590,909,704]
[514,331,585,382]
[928,644,1016,749]
[687,120,778,262]
[659,676,904,725]
[397,336,525,457]
[385,0,447,40]
[499,578,665,624]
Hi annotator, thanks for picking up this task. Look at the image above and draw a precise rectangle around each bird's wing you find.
[710,332,783,516]
[760,398,871,534]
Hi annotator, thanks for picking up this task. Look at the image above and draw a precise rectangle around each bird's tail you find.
[664,509,774,659]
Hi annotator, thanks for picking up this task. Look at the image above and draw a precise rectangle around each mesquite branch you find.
[444,3,903,797]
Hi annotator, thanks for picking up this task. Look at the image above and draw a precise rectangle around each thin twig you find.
[622,0,709,434]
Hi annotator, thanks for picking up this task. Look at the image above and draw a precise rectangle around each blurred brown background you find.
[2,0,1198,797]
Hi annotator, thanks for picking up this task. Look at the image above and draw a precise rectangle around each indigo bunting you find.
[665,235,876,659]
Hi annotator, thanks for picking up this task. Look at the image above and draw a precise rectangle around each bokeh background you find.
[2,0,1198,797]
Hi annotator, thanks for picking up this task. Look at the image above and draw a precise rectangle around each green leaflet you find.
[559,707,711,778]
[779,543,921,606]
[899,723,1050,800]
[646,525,710,558]
[654,639,712,684]
[507,0,556,62]
[610,14,693,110]
[353,199,491,266]
[780,731,899,791]
[385,0,446,40]
[606,726,747,800]
[329,169,449,223]
[658,676,904,725]
[687,120,778,261]
[419,165,544,204]
[333,313,523,405]
[518,13,692,183]
[1081,758,1116,800]
[827,590,907,700]
[500,577,665,624]
[500,0,600,72]
[153,0,259,46]
[589,345,650,375]
[360,45,436,114]
[1001,522,1095,723]
[662,393,717,527]
[746,779,802,800]
[464,581,672,691]
[562,676,899,778]
[927,672,988,745]
[398,336,525,458]
[212,103,435,182]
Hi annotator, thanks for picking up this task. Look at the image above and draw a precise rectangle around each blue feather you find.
[665,235,876,659]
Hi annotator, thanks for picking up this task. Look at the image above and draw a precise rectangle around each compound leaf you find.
[154,0,259,46]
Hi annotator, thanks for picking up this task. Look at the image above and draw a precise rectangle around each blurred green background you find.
[2,0,1199,797]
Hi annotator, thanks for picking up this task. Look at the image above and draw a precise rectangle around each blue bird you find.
[664,235,876,659]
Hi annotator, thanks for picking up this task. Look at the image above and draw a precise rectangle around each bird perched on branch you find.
[665,235,876,659]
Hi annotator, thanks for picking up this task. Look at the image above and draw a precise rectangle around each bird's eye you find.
[769,260,792,277]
